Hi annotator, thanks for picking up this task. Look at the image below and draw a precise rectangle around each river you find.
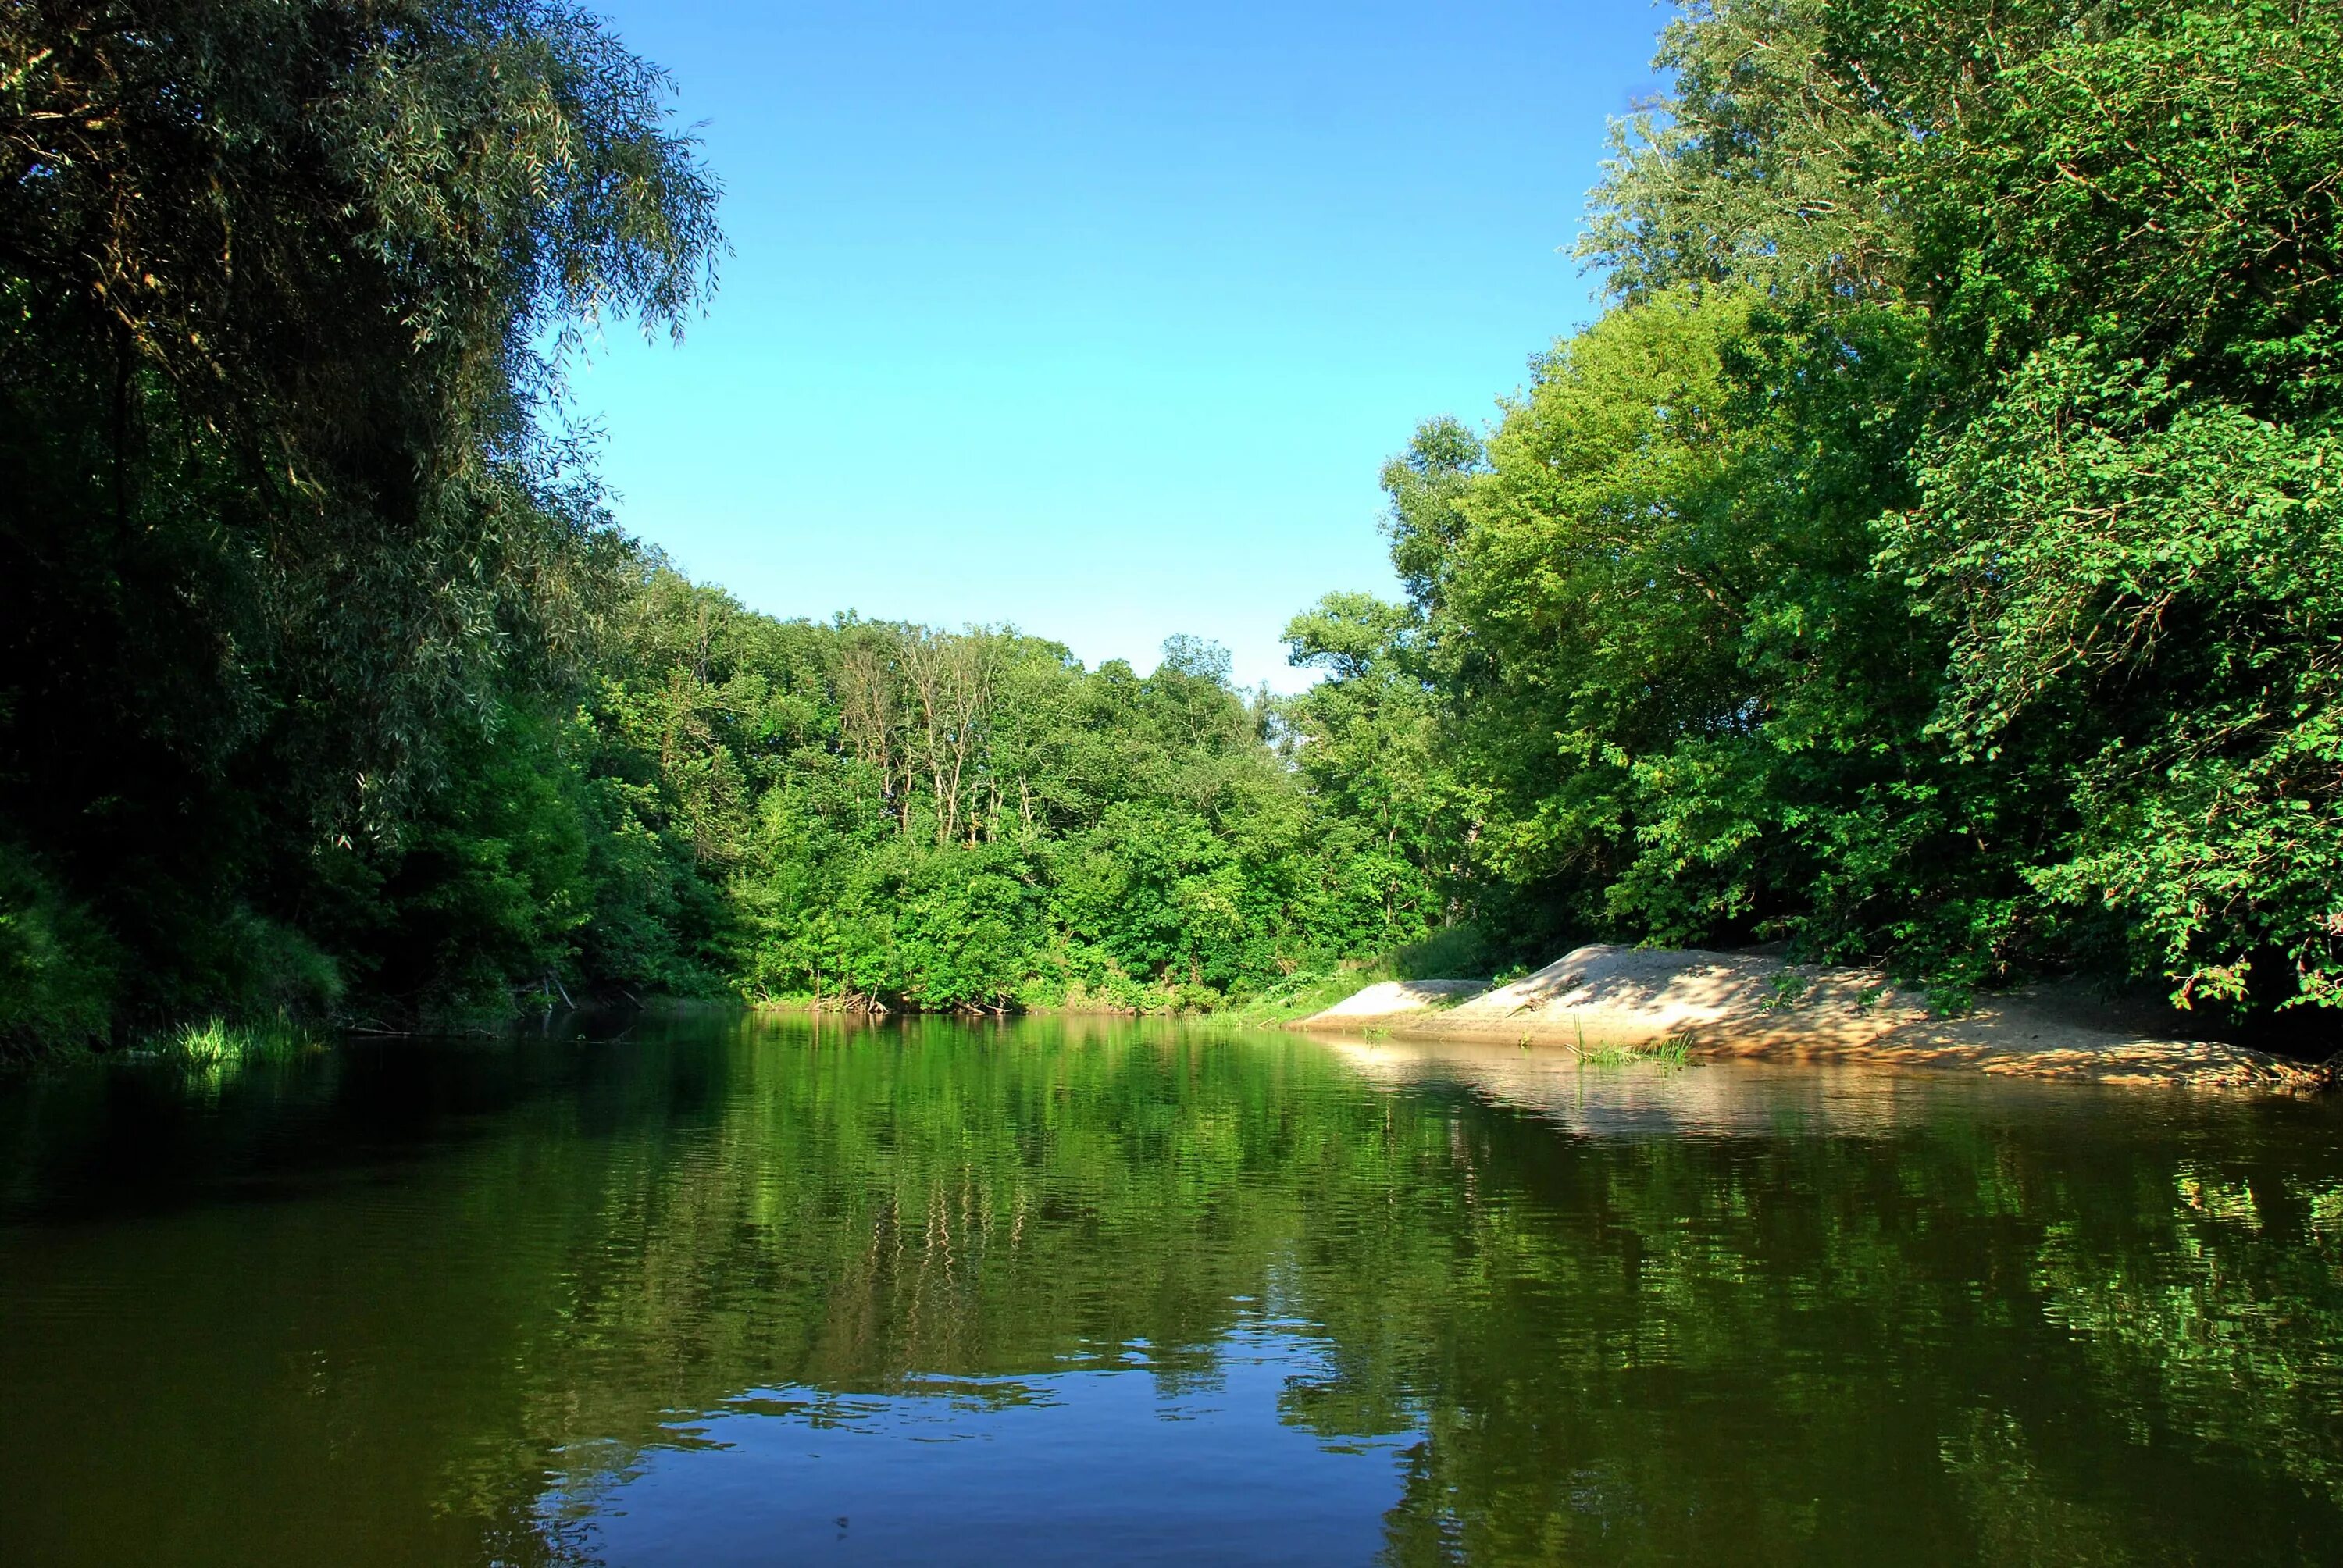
[3,1011,2341,1563]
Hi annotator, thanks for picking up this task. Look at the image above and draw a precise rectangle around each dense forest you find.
[1305,0,2343,1032]
[5,0,2343,1053]
[556,574,1440,1017]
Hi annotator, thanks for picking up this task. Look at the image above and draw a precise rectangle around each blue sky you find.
[570,1,1667,690]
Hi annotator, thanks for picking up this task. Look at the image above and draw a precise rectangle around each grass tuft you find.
[1571,1031,1694,1071]
[151,1017,327,1068]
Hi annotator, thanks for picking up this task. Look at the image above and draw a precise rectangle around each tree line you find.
[563,570,1438,1017]
[7,0,2343,1051]
[1295,0,2343,1042]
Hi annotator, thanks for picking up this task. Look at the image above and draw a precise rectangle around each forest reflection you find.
[2,1014,2341,1565]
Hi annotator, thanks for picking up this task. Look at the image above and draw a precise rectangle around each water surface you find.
[3,1013,2341,1564]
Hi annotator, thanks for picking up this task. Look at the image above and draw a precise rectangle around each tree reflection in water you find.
[2,1014,2339,1564]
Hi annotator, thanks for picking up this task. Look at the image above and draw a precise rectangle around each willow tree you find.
[0,2,719,1037]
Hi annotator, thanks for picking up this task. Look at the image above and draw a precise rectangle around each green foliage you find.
[151,1017,326,1069]
[373,707,598,1024]
[1222,926,1493,1027]
[0,1,716,1047]
[1388,925,1492,982]
[591,568,1432,1015]
[0,842,117,1056]
[1289,0,2343,1034]
[1889,342,2343,1009]
[1279,590,1456,950]
[13,0,2340,1047]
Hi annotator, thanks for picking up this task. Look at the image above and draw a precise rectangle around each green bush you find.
[0,841,119,1055]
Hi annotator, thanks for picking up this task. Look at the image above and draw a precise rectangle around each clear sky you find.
[569,1,1668,690]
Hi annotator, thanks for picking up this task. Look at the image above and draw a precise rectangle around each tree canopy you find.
[1,1,717,1043]
[1290,0,2343,1033]
[9,0,2343,1052]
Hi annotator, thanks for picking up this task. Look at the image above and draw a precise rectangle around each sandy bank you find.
[1295,943,2331,1093]
[1304,978,1490,1021]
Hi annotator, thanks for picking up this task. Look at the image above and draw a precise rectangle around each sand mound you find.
[1305,978,1489,1021]
[1297,943,2330,1093]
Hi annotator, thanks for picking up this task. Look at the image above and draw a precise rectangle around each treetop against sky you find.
[565,0,1662,691]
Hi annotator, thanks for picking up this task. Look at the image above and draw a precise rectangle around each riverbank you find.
[1294,944,2335,1092]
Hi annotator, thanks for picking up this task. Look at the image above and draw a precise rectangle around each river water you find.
[2,1012,2341,1564]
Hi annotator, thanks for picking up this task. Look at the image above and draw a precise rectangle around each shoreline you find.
[1291,944,2336,1094]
